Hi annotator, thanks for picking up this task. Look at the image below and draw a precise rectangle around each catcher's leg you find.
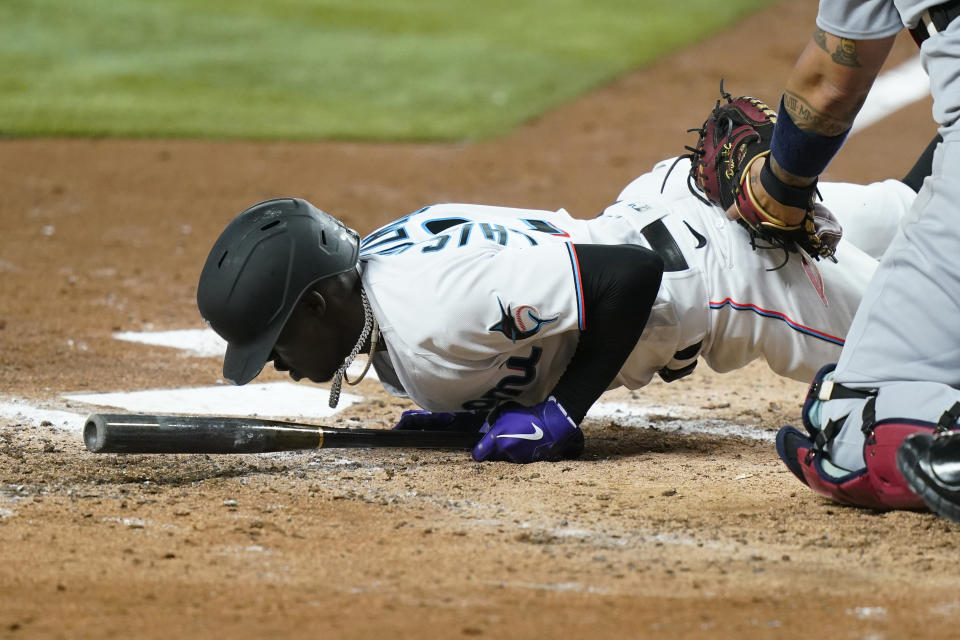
[777,373,960,510]
[776,421,933,510]
[815,142,960,474]
[833,138,960,389]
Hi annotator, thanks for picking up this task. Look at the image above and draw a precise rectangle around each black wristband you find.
[759,158,817,210]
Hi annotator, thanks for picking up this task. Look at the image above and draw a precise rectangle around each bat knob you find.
[83,414,108,452]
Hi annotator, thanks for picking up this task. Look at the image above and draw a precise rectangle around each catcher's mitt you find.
[682,81,840,262]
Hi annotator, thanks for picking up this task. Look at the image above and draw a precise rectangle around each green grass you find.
[0,0,778,141]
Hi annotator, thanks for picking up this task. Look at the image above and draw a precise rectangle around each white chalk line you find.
[0,383,360,434]
[62,382,361,420]
[0,400,87,432]
[587,402,775,443]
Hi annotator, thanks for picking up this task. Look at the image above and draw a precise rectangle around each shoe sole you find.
[897,436,960,524]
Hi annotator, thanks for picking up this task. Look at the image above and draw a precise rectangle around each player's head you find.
[197,197,360,385]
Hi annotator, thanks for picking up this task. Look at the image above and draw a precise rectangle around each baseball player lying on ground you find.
[196,91,929,465]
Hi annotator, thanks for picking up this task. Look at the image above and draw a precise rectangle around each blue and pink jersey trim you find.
[709,298,844,346]
[566,243,586,330]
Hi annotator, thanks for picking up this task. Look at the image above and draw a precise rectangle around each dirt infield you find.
[2,2,958,638]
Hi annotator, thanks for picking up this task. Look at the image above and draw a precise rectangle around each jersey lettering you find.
[458,223,473,246]
[423,217,468,234]
[421,235,450,253]
[480,223,508,245]
[361,208,563,256]
[461,347,542,411]
[361,215,413,256]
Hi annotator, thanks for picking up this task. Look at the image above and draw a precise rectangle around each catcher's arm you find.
[684,81,841,260]
[726,29,896,229]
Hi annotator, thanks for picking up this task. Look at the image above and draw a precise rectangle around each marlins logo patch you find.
[489,299,558,341]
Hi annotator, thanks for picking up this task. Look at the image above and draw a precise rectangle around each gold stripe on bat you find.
[317,427,324,449]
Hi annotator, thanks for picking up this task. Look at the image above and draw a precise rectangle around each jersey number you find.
[461,347,542,412]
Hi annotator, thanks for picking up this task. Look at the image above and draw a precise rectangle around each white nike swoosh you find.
[495,422,544,441]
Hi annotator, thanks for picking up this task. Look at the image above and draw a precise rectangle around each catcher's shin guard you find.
[777,419,938,510]
[777,420,935,510]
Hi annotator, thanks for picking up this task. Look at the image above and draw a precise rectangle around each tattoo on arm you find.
[812,28,862,67]
[832,38,862,67]
[783,91,852,136]
[813,28,827,51]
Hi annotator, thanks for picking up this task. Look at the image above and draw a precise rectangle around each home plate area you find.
[0,328,772,444]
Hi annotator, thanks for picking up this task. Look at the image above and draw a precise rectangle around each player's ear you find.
[302,290,328,317]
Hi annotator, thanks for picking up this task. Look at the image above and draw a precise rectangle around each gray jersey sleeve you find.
[816,0,904,38]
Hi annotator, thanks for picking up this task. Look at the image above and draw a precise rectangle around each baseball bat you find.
[83,413,481,454]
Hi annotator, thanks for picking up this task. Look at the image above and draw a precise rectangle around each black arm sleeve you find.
[548,244,664,424]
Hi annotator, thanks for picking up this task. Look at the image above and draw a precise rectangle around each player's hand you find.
[725,153,839,260]
[724,154,807,226]
[472,396,584,463]
[392,410,486,433]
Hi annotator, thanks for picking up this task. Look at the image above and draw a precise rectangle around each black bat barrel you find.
[83,413,480,454]
[319,427,479,450]
[83,414,322,454]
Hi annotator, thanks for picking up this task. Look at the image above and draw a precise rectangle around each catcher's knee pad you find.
[787,420,938,511]
[800,362,837,437]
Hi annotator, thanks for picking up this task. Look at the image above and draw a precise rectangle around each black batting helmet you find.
[197,198,360,385]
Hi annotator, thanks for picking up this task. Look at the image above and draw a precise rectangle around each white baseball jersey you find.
[360,157,914,413]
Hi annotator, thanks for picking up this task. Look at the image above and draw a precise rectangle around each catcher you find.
[196,87,926,464]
